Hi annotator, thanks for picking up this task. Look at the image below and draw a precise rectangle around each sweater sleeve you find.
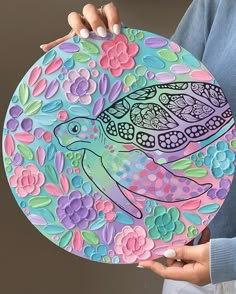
[210,238,236,284]
[171,0,219,61]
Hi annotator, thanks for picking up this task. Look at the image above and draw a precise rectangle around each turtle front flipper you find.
[82,150,142,219]
[105,149,212,202]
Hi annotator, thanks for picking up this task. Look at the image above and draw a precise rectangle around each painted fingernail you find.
[97,26,107,37]
[163,249,176,258]
[137,265,144,268]
[113,24,120,35]
[80,28,89,38]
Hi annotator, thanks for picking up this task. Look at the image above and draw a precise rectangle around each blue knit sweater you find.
[171,0,236,284]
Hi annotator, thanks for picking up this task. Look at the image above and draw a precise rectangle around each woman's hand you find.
[40,2,121,52]
[139,230,211,287]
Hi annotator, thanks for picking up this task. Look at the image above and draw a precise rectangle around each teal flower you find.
[83,244,108,262]
[145,206,185,242]
[204,140,235,178]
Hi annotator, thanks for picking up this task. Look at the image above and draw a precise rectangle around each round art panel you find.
[3,28,236,264]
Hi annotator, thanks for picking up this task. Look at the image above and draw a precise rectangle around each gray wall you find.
[0,1,191,293]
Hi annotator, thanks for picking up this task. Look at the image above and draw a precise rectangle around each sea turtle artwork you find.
[3,28,236,264]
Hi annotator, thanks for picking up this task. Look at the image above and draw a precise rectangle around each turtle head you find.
[54,117,96,151]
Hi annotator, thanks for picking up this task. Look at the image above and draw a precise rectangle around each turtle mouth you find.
[67,140,91,151]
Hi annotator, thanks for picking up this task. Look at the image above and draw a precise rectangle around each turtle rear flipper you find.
[106,150,212,202]
[82,150,142,219]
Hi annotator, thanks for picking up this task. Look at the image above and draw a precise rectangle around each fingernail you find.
[163,249,176,258]
[80,28,89,38]
[137,265,144,268]
[113,24,120,35]
[40,44,46,49]
[97,26,107,37]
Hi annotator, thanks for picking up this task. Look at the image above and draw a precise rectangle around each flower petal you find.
[99,54,109,69]
[114,34,128,45]
[110,67,123,77]
[128,43,139,56]
[78,68,90,79]
[68,70,79,81]
[86,79,96,95]
[101,40,115,52]
[62,80,72,93]
[79,95,92,105]
[121,58,135,70]
[66,93,79,103]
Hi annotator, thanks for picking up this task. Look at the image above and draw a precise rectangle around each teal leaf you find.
[198,203,220,214]
[183,212,202,225]
[44,164,58,184]
[44,225,65,234]
[34,208,55,223]
[59,231,73,248]
[89,218,106,230]
[116,212,134,224]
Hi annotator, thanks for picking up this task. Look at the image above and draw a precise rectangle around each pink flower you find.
[94,199,116,222]
[114,226,154,263]
[99,34,139,77]
[9,164,45,197]
[62,68,96,104]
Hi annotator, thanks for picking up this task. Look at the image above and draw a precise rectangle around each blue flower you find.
[83,244,108,262]
[204,140,235,178]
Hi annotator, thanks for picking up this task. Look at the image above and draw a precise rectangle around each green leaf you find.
[171,159,192,170]
[184,168,208,178]
[24,100,42,116]
[81,230,99,245]
[28,196,52,208]
[73,52,91,63]
[19,83,29,105]
[17,144,34,160]
[198,203,220,214]
[59,231,73,248]
[80,40,100,54]
[44,164,58,184]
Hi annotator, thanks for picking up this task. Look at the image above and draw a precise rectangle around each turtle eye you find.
[68,121,81,135]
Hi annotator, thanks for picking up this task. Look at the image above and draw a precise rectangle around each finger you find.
[100,2,121,34]
[163,246,202,262]
[68,12,90,38]
[198,227,210,244]
[138,260,194,281]
[40,30,76,52]
[83,4,107,37]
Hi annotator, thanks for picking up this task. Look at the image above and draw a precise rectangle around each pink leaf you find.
[72,230,83,251]
[54,151,65,173]
[32,78,47,97]
[45,183,63,196]
[4,134,15,156]
[59,173,70,193]
[14,132,35,144]
[181,199,201,211]
[28,66,42,86]
[36,146,46,166]
[45,57,63,75]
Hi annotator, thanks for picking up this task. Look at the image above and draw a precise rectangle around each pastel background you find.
[0,0,191,293]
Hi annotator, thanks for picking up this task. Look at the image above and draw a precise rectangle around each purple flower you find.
[56,191,96,229]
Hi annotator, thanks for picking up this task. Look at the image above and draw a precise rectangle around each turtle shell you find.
[97,81,232,155]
